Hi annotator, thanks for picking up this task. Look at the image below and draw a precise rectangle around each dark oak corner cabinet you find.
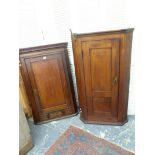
[19,43,78,124]
[71,28,134,125]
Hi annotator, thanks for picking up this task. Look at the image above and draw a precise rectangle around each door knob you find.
[43,56,47,60]
[113,76,118,84]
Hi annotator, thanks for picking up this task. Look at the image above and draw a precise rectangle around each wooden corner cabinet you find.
[71,28,134,125]
[19,43,78,124]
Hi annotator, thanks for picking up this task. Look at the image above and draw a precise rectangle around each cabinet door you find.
[25,53,74,121]
[82,39,119,118]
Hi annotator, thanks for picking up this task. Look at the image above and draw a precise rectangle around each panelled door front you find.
[82,39,120,118]
[25,53,73,119]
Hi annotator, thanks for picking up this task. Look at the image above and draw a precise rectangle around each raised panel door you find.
[25,53,73,116]
[82,39,120,118]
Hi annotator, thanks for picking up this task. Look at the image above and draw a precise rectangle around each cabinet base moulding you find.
[35,112,79,125]
[80,112,128,126]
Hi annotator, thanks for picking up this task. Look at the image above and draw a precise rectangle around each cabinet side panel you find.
[20,58,40,123]
[72,37,88,119]
[63,49,77,113]
[118,32,133,122]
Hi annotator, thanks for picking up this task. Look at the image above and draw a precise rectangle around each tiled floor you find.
[26,114,135,155]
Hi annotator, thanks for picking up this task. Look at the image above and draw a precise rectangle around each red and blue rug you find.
[45,126,134,155]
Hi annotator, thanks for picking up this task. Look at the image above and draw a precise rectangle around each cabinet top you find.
[71,28,134,38]
[19,42,68,54]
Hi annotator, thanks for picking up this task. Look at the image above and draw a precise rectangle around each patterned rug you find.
[45,126,134,155]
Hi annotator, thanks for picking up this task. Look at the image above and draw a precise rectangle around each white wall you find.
[19,0,135,115]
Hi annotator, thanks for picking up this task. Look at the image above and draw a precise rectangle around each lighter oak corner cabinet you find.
[71,28,134,125]
[19,43,78,124]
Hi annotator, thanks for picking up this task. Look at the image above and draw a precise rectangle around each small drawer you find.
[47,110,65,119]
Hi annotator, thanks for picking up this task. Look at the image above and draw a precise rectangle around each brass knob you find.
[43,56,46,60]
[113,76,118,84]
